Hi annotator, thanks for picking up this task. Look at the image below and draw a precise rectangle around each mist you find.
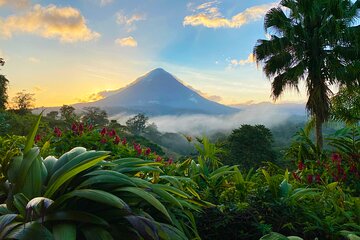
[112,104,306,136]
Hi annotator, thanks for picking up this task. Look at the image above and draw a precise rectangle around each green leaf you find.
[117,187,172,222]
[44,211,108,226]
[13,193,29,217]
[51,189,130,212]
[7,221,54,240]
[82,227,113,240]
[52,147,87,174]
[13,148,40,194]
[53,223,76,240]
[24,113,42,155]
[0,214,18,233]
[45,153,109,198]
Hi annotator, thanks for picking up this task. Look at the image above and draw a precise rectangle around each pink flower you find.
[114,135,121,144]
[34,134,41,143]
[122,138,127,145]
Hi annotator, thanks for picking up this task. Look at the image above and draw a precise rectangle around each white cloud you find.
[184,1,278,28]
[115,36,138,47]
[100,0,113,6]
[0,0,30,8]
[116,11,146,32]
[0,4,100,42]
[229,53,255,67]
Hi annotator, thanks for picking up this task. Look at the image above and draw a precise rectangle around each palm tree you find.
[253,0,360,149]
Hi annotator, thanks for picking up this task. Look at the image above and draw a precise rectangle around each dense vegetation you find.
[1,0,359,239]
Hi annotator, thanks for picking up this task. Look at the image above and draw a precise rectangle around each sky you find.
[0,0,308,107]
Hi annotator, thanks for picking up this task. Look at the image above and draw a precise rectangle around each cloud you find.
[184,1,278,28]
[0,4,100,42]
[207,95,222,102]
[116,11,146,32]
[28,57,40,63]
[229,53,255,68]
[0,0,30,8]
[99,0,113,6]
[115,36,138,47]
[112,104,296,136]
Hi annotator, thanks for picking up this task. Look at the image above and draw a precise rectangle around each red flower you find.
[87,124,93,131]
[114,135,121,144]
[100,128,107,136]
[307,174,313,184]
[108,129,116,137]
[168,158,173,165]
[34,134,41,143]
[155,156,162,162]
[71,123,78,132]
[292,172,301,181]
[331,153,342,164]
[78,123,84,133]
[122,138,127,145]
[54,127,62,137]
[315,174,321,183]
[133,143,142,155]
[298,161,305,171]
[145,148,151,155]
[100,138,107,144]
[350,164,357,173]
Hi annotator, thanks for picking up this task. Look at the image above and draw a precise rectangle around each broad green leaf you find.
[52,147,87,173]
[0,214,18,233]
[44,211,108,226]
[82,227,113,240]
[117,187,172,222]
[45,154,109,198]
[13,193,29,217]
[52,189,130,212]
[53,223,76,240]
[7,221,54,240]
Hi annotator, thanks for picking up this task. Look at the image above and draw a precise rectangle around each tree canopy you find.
[254,0,360,148]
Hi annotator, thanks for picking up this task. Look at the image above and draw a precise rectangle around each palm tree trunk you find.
[315,115,323,150]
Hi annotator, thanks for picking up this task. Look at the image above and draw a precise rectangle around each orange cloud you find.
[229,54,255,67]
[0,4,100,42]
[115,36,138,47]
[184,1,278,28]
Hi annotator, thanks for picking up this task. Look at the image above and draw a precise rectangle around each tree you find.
[126,113,149,135]
[81,107,109,126]
[60,105,77,123]
[46,111,59,120]
[0,58,9,110]
[253,0,360,149]
[12,91,35,115]
[331,86,360,125]
[225,125,276,169]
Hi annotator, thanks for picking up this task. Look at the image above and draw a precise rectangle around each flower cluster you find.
[292,152,359,185]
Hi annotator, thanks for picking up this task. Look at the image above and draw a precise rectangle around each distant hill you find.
[73,68,238,116]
